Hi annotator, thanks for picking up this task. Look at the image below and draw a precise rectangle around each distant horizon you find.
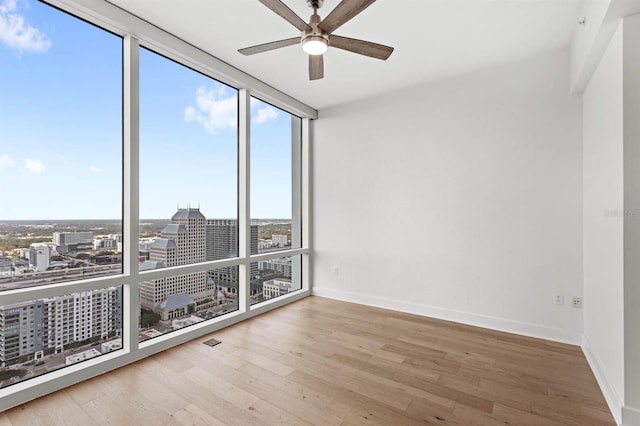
[0,0,295,221]
[0,218,293,222]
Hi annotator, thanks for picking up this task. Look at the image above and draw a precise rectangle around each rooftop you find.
[172,208,206,221]
[161,224,186,235]
[140,260,164,271]
[159,293,196,312]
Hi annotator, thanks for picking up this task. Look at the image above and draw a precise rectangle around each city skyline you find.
[0,206,294,292]
[0,0,296,221]
[0,215,295,222]
[0,206,297,381]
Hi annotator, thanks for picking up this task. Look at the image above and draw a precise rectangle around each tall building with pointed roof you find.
[140,208,208,313]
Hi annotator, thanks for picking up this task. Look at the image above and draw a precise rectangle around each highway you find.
[0,264,122,291]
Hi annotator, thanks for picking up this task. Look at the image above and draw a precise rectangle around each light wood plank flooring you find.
[0,296,615,425]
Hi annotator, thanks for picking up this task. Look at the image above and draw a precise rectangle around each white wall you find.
[570,0,612,91]
[582,22,625,419]
[622,13,640,425]
[312,49,584,343]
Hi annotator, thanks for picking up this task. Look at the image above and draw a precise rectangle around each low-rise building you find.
[258,257,292,278]
[100,338,122,354]
[65,348,102,366]
[172,315,204,330]
[263,278,293,300]
[272,234,288,248]
[0,255,12,272]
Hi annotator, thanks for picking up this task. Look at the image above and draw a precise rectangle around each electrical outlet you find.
[554,294,564,305]
[333,267,340,277]
[572,296,583,309]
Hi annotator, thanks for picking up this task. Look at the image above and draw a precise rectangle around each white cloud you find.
[0,153,15,169]
[184,86,237,134]
[0,0,51,54]
[25,158,45,173]
[253,105,280,125]
[184,87,282,134]
[250,98,280,125]
[89,165,103,173]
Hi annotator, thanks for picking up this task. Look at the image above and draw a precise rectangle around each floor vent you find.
[203,338,221,347]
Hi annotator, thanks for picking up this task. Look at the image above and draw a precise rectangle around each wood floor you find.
[0,296,615,425]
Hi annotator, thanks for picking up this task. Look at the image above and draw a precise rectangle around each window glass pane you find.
[139,268,238,342]
[0,0,122,290]
[0,286,123,388]
[138,49,239,331]
[250,98,302,253]
[139,47,238,271]
[250,255,302,305]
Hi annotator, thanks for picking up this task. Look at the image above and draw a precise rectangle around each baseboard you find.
[623,405,640,426]
[311,287,582,345]
[311,287,631,424]
[581,335,623,425]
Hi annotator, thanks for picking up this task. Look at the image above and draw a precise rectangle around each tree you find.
[0,369,27,381]
[140,309,161,328]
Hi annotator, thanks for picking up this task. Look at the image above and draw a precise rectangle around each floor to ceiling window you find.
[138,48,240,339]
[250,98,302,305]
[0,0,123,387]
[0,0,123,289]
[0,0,312,409]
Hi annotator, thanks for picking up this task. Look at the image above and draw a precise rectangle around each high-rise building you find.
[28,245,50,272]
[53,231,93,253]
[205,219,259,296]
[140,208,209,316]
[0,287,122,367]
[139,210,269,316]
[206,219,239,261]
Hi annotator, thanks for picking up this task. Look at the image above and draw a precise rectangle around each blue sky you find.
[0,0,294,221]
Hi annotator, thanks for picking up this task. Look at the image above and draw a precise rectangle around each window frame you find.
[0,0,313,410]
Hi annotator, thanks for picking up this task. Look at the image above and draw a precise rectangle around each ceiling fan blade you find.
[309,55,324,80]
[258,0,311,32]
[238,37,300,55]
[330,35,393,60]
[318,0,377,34]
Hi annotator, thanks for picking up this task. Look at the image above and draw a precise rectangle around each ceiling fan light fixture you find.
[239,0,394,80]
[302,36,328,55]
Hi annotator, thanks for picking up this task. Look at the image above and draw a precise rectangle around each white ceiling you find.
[106,0,585,110]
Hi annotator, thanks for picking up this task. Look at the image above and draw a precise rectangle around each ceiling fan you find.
[238,0,394,80]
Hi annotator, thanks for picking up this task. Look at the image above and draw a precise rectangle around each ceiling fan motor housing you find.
[302,10,329,42]
[307,0,323,9]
